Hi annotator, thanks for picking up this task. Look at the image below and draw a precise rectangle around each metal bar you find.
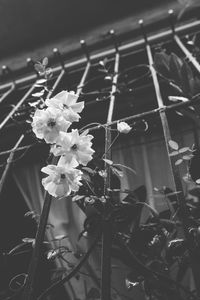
[141,19,200,296]
[174,34,200,73]
[2,94,200,157]
[0,145,33,156]
[1,91,200,158]
[0,134,24,196]
[101,32,120,300]
[88,94,200,132]
[0,19,200,93]
[107,55,120,123]
[0,82,37,132]
[21,58,91,300]
[140,18,183,193]
[0,83,15,105]
[47,69,65,98]
[76,61,91,96]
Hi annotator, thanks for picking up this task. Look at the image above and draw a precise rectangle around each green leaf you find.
[182,154,193,160]
[180,61,194,95]
[178,147,190,153]
[169,53,183,86]
[193,77,200,95]
[182,173,193,183]
[98,170,107,178]
[34,63,45,74]
[111,166,123,177]
[87,287,100,299]
[175,158,183,165]
[103,158,113,165]
[42,57,48,66]
[169,150,179,156]
[168,96,189,102]
[32,91,44,97]
[154,52,170,78]
[104,75,112,81]
[72,195,85,202]
[175,111,184,117]
[168,140,179,150]
[36,79,47,84]
[81,167,95,175]
[45,67,53,76]
[81,172,92,183]
[47,249,59,260]
[113,163,136,175]
[24,211,35,217]
[52,234,68,241]
[22,238,35,245]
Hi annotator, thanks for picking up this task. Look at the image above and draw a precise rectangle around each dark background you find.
[0,0,177,70]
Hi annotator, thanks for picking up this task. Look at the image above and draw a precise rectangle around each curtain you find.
[12,127,196,299]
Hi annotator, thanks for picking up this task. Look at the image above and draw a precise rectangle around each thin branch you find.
[37,230,101,300]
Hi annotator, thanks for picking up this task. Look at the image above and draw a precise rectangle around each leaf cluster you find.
[154,51,200,97]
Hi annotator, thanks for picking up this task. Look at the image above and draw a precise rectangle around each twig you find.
[37,230,101,300]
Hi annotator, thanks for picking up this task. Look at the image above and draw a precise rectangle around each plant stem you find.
[37,230,101,300]
[21,193,52,300]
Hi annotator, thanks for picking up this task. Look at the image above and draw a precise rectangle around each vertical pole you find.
[47,69,65,99]
[77,40,91,97]
[76,61,91,96]
[101,30,120,300]
[139,19,200,296]
[46,48,67,99]
[22,49,91,300]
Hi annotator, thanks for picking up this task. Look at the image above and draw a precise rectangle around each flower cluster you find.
[32,90,94,198]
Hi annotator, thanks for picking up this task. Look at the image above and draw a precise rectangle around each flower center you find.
[47,118,56,128]
[60,174,66,179]
[63,104,69,109]
[71,144,78,151]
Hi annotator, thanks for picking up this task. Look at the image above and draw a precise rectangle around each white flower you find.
[41,158,82,198]
[45,90,84,123]
[117,121,131,134]
[51,129,94,166]
[32,107,71,144]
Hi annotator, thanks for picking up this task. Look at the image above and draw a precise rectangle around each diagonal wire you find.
[0,134,24,196]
